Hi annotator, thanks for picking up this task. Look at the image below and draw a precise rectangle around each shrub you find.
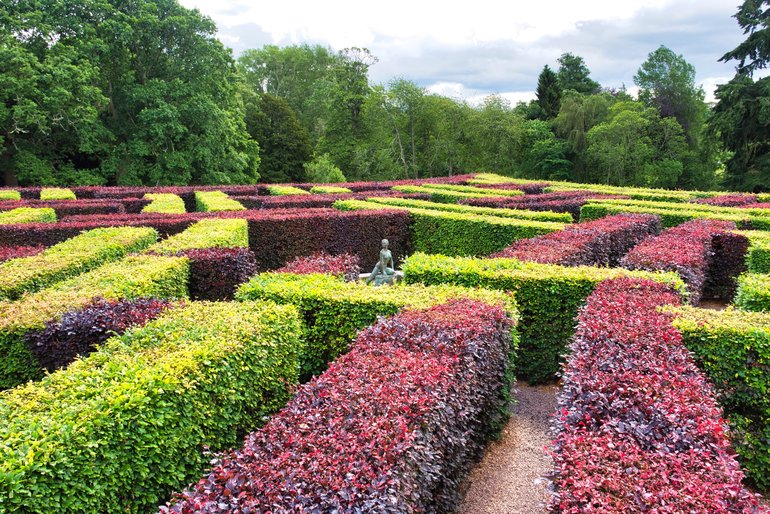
[335,199,565,257]
[620,219,743,304]
[193,191,246,212]
[0,190,20,201]
[550,278,763,512]
[40,187,76,200]
[467,174,549,194]
[0,245,44,262]
[734,273,770,311]
[25,297,175,373]
[0,255,189,389]
[0,226,159,300]
[417,183,525,197]
[309,185,352,194]
[161,300,515,513]
[462,190,628,221]
[691,194,758,206]
[545,183,702,202]
[0,207,57,224]
[0,199,126,216]
[236,272,517,379]
[277,252,361,282]
[181,247,257,301]
[392,184,513,203]
[491,213,660,266]
[365,197,573,223]
[266,185,310,196]
[142,193,187,214]
[739,230,770,273]
[233,191,430,210]
[0,301,303,513]
[401,252,684,383]
[144,218,248,255]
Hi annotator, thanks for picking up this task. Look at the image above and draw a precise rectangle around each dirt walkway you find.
[459,382,558,514]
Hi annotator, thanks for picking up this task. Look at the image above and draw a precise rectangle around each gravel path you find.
[459,382,558,514]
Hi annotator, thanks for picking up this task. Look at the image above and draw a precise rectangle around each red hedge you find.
[691,194,758,206]
[233,191,430,210]
[179,247,257,301]
[161,299,514,513]
[550,277,765,513]
[0,199,126,216]
[620,219,742,304]
[461,191,627,220]
[0,245,45,261]
[277,252,361,281]
[491,213,660,266]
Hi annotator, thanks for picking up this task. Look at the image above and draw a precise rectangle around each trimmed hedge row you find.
[417,183,524,197]
[0,226,159,300]
[401,252,685,383]
[0,301,303,513]
[365,196,574,223]
[309,185,352,194]
[550,278,763,511]
[0,207,56,225]
[591,197,770,220]
[232,191,430,210]
[335,199,565,257]
[194,191,246,212]
[0,190,20,201]
[0,245,44,262]
[545,183,707,202]
[25,297,174,373]
[0,255,189,389]
[0,199,126,216]
[492,213,660,266]
[277,252,361,282]
[462,190,628,221]
[142,193,187,214]
[621,219,746,304]
[737,229,770,273]
[235,272,517,379]
[182,247,257,301]
[162,299,515,513]
[691,194,758,206]
[392,184,511,203]
[144,218,248,255]
[672,306,770,490]
[734,273,770,311]
[467,174,549,194]
[266,185,310,196]
[40,187,76,200]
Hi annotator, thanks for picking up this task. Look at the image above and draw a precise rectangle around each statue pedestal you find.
[359,270,403,286]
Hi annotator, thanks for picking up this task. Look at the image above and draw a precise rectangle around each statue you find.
[366,239,396,286]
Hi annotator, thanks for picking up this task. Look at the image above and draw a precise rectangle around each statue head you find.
[381,239,389,249]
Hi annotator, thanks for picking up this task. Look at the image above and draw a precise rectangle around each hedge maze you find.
[0,174,767,512]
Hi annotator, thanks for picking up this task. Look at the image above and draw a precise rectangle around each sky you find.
[178,0,755,105]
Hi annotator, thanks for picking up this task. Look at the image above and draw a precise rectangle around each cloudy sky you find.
[179,0,754,104]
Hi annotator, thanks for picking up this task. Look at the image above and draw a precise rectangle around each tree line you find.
[1,0,768,190]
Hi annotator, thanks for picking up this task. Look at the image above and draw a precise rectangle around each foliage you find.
[309,185,351,194]
[40,187,76,200]
[236,272,517,379]
[25,297,174,373]
[305,153,348,183]
[740,229,770,273]
[142,193,186,214]
[536,65,561,120]
[335,199,565,257]
[277,252,361,282]
[366,197,574,223]
[691,193,758,206]
[145,218,248,255]
[551,278,763,511]
[193,191,245,212]
[0,245,44,262]
[735,273,770,311]
[181,247,257,301]
[492,213,660,266]
[580,201,761,228]
[162,300,514,513]
[0,207,56,224]
[0,190,19,201]
[266,185,310,196]
[401,252,684,383]
[719,0,770,75]
[673,306,770,490]
[0,226,158,300]
[0,301,302,513]
[0,255,189,389]
[556,53,601,95]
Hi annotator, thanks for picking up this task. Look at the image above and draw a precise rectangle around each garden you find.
[0,173,768,512]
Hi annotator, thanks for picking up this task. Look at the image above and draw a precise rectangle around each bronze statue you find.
[366,239,396,285]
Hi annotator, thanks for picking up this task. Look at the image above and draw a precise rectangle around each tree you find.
[536,65,562,119]
[245,93,312,183]
[304,153,346,183]
[556,53,601,95]
[633,45,705,145]
[710,0,770,190]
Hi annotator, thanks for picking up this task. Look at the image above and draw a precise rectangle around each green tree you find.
[536,65,562,119]
[304,153,347,183]
[517,120,572,180]
[245,93,312,183]
[556,53,601,95]
[720,0,770,75]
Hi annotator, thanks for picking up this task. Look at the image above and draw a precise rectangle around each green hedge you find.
[734,273,770,312]
[335,199,565,257]
[401,252,685,383]
[141,193,186,214]
[144,218,248,255]
[309,185,352,194]
[417,183,524,197]
[0,300,302,513]
[266,185,310,196]
[671,307,770,490]
[736,230,770,273]
[0,255,189,389]
[589,198,770,222]
[580,202,756,228]
[236,272,518,379]
[545,183,707,202]
[194,191,246,212]
[391,184,509,203]
[0,190,20,201]
[365,197,573,223]
[0,207,57,225]
[468,173,543,186]
[40,187,76,200]
[0,226,158,300]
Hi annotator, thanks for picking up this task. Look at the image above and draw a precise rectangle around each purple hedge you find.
[277,252,361,282]
[180,247,257,301]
